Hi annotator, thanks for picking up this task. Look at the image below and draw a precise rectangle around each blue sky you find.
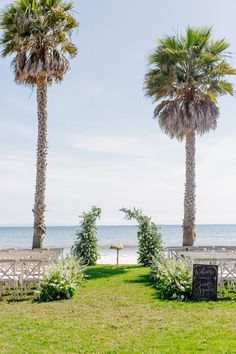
[1,0,236,226]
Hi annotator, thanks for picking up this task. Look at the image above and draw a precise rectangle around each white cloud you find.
[71,134,131,154]
[0,121,34,140]
[69,131,184,162]
[1,0,236,227]
[1,130,236,226]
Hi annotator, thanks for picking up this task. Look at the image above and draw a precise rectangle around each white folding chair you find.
[18,260,46,295]
[0,260,17,298]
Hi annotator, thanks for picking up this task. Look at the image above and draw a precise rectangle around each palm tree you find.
[0,0,78,248]
[144,27,235,246]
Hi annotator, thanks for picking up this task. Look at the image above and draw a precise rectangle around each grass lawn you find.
[0,265,235,353]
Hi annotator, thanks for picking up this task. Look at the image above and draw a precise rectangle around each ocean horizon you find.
[0,224,236,250]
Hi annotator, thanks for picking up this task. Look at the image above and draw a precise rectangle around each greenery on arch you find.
[72,206,101,266]
[121,207,162,266]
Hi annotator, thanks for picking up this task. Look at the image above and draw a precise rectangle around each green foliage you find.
[121,207,162,266]
[36,256,84,302]
[151,256,192,301]
[144,27,236,140]
[0,0,78,85]
[221,285,236,301]
[0,266,236,352]
[145,27,235,102]
[72,206,101,266]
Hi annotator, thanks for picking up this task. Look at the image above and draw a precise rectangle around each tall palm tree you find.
[0,0,78,248]
[144,27,235,246]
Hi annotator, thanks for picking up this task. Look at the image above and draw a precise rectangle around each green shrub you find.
[71,206,101,266]
[151,256,192,301]
[121,207,162,266]
[36,256,84,302]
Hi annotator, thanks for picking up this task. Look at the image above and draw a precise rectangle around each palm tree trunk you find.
[32,81,48,249]
[183,131,196,246]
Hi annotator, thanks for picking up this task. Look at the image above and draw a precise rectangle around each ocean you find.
[0,225,235,264]
[0,224,235,249]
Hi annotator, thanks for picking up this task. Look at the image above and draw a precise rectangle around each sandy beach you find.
[97,245,138,265]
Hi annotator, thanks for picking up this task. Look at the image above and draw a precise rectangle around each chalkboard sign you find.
[192,264,218,301]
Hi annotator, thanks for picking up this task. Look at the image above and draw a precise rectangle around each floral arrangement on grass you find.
[36,256,84,302]
[151,256,192,301]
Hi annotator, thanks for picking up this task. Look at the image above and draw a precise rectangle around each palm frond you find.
[209,39,230,55]
[155,94,219,141]
[0,0,79,85]
[217,80,234,95]
[144,27,235,139]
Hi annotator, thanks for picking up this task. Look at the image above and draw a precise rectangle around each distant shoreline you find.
[0,225,235,250]
[1,224,236,228]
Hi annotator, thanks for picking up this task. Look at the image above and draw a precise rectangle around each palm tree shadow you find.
[85,265,130,280]
[125,272,154,288]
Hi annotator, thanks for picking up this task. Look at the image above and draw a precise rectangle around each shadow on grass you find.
[85,265,141,281]
[125,273,153,288]
[6,297,33,304]
[150,288,236,304]
[0,290,37,304]
[0,294,35,304]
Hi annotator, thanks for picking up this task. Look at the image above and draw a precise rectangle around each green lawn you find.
[0,265,235,353]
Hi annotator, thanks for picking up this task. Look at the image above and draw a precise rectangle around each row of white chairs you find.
[0,259,48,298]
[190,258,236,296]
[166,246,236,254]
[0,248,63,261]
[169,250,236,297]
